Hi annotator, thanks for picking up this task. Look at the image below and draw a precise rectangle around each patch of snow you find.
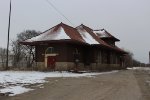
[127,67,150,70]
[36,84,43,87]
[26,26,70,42]
[0,71,49,86]
[76,26,99,44]
[0,70,118,96]
[39,86,44,89]
[0,86,33,96]
[127,67,133,70]
[93,29,109,38]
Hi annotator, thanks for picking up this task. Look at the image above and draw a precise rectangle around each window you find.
[45,47,55,54]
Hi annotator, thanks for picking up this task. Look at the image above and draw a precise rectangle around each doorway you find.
[45,47,58,69]
[47,56,56,69]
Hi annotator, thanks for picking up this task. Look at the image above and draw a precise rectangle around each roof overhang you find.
[101,37,120,42]
[19,39,89,46]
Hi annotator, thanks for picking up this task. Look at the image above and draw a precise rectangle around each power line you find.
[45,0,74,26]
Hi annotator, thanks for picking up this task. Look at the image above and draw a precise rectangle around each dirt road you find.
[1,70,150,100]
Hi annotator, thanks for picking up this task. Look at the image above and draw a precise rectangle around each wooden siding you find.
[35,43,68,62]
[101,38,116,47]
[35,43,87,63]
[35,42,125,69]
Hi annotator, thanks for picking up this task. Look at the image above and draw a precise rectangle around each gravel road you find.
[1,69,150,100]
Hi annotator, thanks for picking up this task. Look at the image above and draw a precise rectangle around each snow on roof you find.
[25,26,70,42]
[93,29,109,38]
[76,26,99,45]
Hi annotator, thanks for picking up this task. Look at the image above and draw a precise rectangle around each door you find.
[47,56,56,69]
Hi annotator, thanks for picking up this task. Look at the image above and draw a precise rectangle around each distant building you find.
[20,22,127,71]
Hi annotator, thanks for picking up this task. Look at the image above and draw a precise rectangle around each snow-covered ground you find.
[0,71,118,96]
[127,67,150,71]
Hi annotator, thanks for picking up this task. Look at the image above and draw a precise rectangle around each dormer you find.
[93,29,120,46]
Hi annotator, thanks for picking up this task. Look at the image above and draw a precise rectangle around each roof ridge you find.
[42,23,62,34]
[102,30,120,41]
[79,25,111,46]
[60,22,75,29]
[76,24,93,31]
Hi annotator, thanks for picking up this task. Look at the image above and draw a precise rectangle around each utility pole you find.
[149,51,150,65]
[6,0,12,70]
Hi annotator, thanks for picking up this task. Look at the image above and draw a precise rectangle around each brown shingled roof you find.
[20,22,87,45]
[20,22,126,54]
[78,24,110,46]
[77,24,126,54]
[60,23,86,43]
[93,29,120,41]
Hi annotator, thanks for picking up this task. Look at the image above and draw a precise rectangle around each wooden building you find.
[20,22,127,71]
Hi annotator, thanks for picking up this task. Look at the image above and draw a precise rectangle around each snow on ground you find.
[127,67,150,71]
[0,86,33,96]
[0,71,118,96]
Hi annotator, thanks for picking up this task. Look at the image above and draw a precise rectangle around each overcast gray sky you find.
[0,0,150,63]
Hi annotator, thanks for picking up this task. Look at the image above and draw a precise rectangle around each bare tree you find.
[11,30,40,68]
[11,40,23,67]
[124,51,133,67]
[124,50,143,67]
[0,48,7,68]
